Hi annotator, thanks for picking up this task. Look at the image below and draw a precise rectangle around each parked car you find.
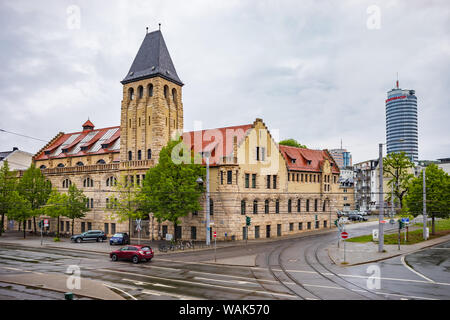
[348,213,368,222]
[71,230,107,243]
[110,245,154,264]
[109,232,130,245]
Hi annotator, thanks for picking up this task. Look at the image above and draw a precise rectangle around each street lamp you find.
[198,152,211,246]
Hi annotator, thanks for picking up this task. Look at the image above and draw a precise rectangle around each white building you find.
[0,147,33,170]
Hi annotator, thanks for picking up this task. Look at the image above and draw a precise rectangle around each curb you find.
[327,233,450,267]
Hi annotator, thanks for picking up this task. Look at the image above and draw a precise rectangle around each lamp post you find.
[197,151,211,246]
[378,143,384,253]
[423,167,427,240]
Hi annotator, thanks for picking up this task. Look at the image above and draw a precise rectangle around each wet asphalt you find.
[0,223,448,300]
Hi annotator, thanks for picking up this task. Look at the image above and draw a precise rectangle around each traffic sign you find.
[213,231,216,238]
[340,231,349,239]
[380,220,388,224]
[44,219,49,227]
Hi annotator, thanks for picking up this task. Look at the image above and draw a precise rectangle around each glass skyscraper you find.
[386,83,418,162]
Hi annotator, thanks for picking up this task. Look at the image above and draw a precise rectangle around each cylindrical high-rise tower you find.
[385,81,418,162]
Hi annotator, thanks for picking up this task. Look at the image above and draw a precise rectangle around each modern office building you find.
[329,148,352,169]
[386,81,418,162]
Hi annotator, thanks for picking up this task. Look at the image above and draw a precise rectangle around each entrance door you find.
[266,225,271,238]
[162,225,168,239]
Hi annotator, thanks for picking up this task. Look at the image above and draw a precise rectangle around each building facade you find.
[329,149,352,169]
[0,147,33,170]
[386,82,418,162]
[16,29,340,240]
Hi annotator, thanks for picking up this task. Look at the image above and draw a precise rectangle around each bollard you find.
[65,292,74,300]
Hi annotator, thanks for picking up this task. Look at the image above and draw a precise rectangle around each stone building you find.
[20,29,340,240]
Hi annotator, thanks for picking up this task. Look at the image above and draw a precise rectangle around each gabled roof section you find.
[121,30,183,86]
[182,123,253,166]
[34,125,121,161]
[279,145,340,174]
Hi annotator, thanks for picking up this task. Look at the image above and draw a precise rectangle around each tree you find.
[17,164,52,233]
[0,161,17,235]
[404,164,450,235]
[383,152,414,209]
[43,189,68,238]
[65,184,89,235]
[107,172,141,237]
[137,138,205,241]
[7,191,32,239]
[279,139,307,149]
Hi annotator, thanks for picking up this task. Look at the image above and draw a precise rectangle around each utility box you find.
[372,229,379,241]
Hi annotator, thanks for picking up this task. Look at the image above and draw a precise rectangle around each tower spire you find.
[396,72,399,89]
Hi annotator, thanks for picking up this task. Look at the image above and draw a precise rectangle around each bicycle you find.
[158,243,168,252]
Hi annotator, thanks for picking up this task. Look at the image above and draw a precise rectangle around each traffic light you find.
[246,216,251,226]
[38,220,43,229]
[334,219,338,227]
[398,220,404,229]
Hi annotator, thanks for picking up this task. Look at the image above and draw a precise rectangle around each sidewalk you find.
[0,227,340,256]
[327,233,450,266]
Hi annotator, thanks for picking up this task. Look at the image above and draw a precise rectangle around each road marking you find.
[400,256,435,283]
[99,268,297,299]
[194,277,254,285]
[430,247,450,250]
[122,278,176,289]
[103,283,138,300]
[1,267,31,273]
[141,289,200,300]
[377,291,437,300]
[0,254,39,262]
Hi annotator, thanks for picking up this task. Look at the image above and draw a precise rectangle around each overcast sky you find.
[0,0,449,164]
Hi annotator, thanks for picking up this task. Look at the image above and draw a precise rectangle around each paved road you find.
[0,222,448,300]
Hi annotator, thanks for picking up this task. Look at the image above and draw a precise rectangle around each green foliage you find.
[6,191,32,238]
[383,152,414,208]
[44,188,69,237]
[17,164,52,232]
[404,164,450,219]
[53,237,60,242]
[107,173,141,225]
[0,161,17,235]
[137,138,205,240]
[279,139,307,149]
[65,184,89,235]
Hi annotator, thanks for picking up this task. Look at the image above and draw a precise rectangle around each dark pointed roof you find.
[121,30,183,86]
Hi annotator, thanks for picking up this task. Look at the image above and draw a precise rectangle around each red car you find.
[110,245,154,264]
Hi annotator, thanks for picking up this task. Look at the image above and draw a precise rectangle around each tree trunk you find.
[174,222,177,242]
[33,216,37,234]
[23,220,26,239]
[0,213,4,235]
[72,218,74,235]
[57,216,60,238]
[432,214,435,235]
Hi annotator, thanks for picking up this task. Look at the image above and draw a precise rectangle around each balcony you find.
[42,163,119,175]
[120,159,155,170]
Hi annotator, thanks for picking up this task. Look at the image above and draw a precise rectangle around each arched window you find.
[172,88,177,103]
[97,159,106,164]
[76,161,84,166]
[128,87,134,100]
[62,179,72,188]
[138,86,143,98]
[264,199,269,214]
[137,150,142,160]
[57,163,65,168]
[147,149,152,159]
[106,176,117,187]
[128,151,132,161]
[164,85,169,98]
[83,177,93,188]
[253,200,258,214]
[39,165,46,169]
[147,83,153,97]
[275,199,280,213]
[288,199,292,213]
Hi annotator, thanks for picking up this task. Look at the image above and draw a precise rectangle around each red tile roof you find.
[182,124,253,166]
[279,145,340,174]
[34,125,120,160]
[82,119,95,128]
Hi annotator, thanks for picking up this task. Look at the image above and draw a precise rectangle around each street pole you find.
[423,168,427,240]
[205,155,211,246]
[214,236,216,263]
[40,222,43,246]
[378,143,384,253]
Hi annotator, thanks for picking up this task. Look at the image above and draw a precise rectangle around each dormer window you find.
[44,151,51,155]
[292,159,296,163]
[101,144,108,149]
[307,160,312,165]
[81,146,89,151]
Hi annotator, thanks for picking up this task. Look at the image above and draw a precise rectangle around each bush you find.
[53,237,60,242]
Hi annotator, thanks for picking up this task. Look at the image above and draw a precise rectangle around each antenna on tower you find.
[396,72,399,89]
[146,27,148,34]
[159,23,161,31]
